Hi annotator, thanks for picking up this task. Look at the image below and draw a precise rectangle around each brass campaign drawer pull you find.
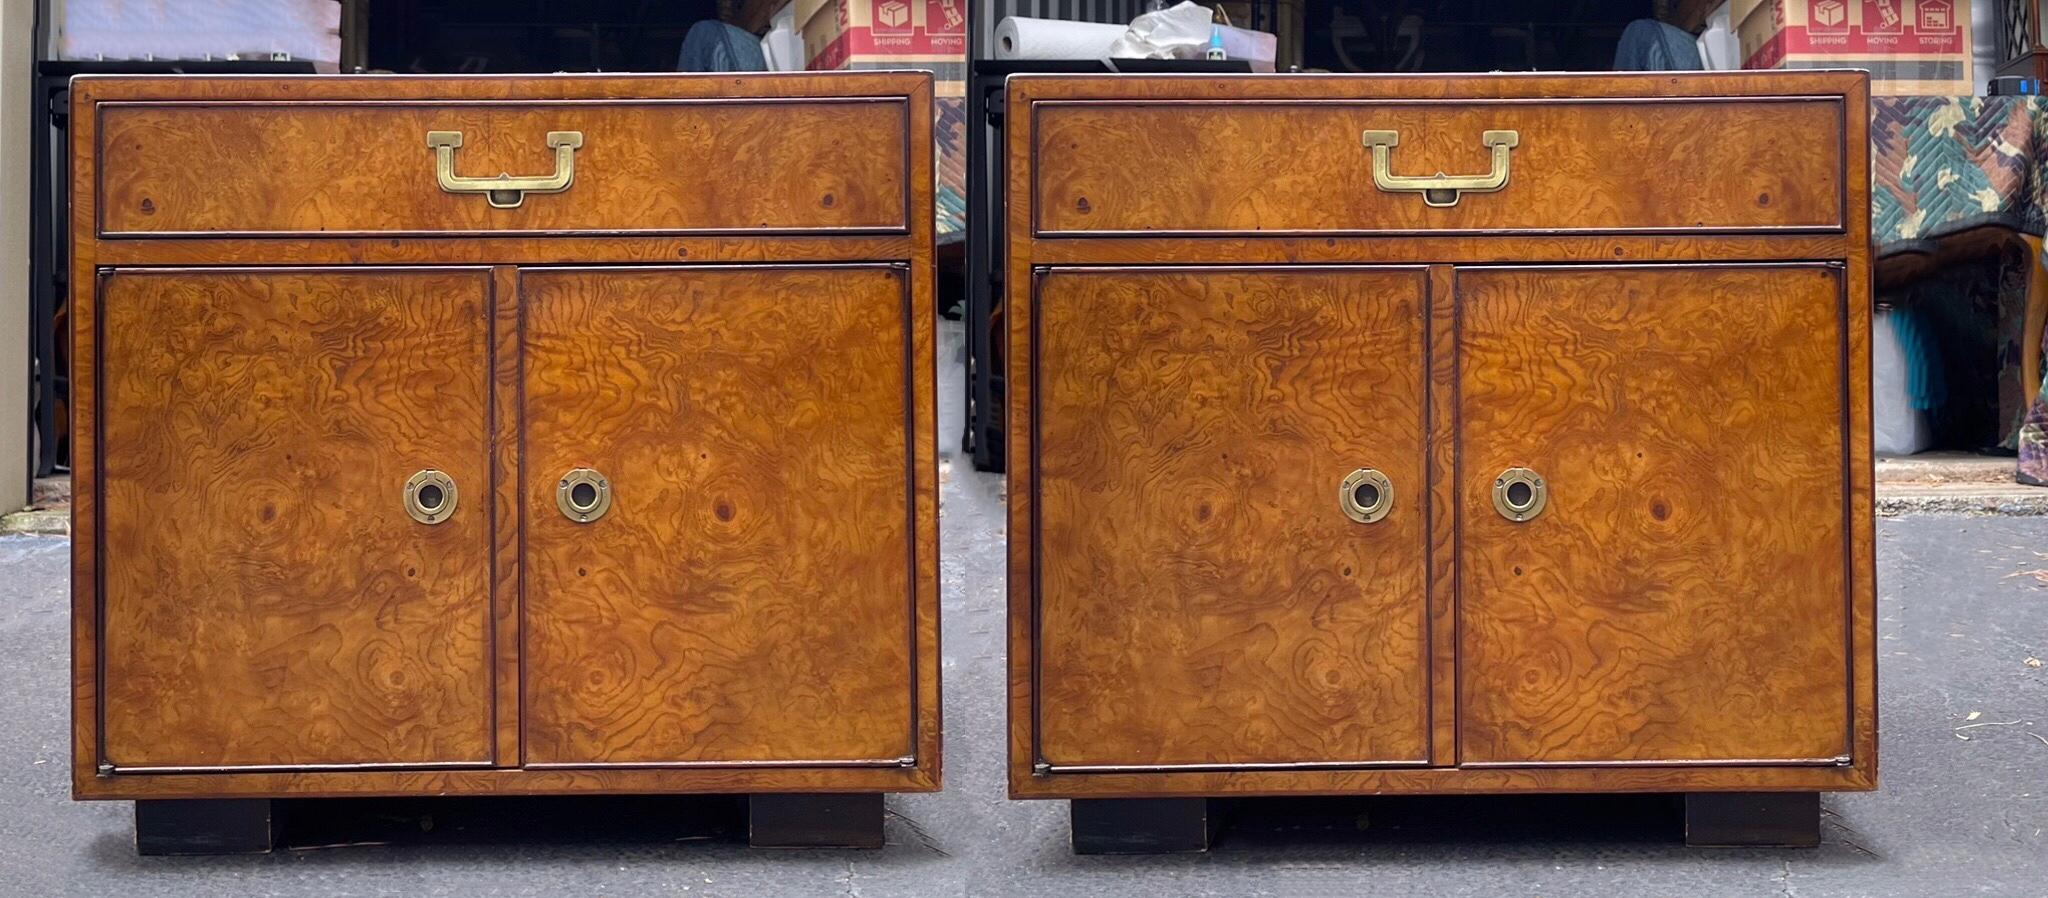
[1360,128,1519,208]
[556,468,613,523]
[425,129,585,209]
[403,469,458,525]
[1493,467,1547,522]
[1338,468,1394,524]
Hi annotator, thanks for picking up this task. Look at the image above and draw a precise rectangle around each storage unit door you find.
[1031,267,1431,771]
[97,268,496,771]
[1455,265,1852,765]
[520,266,916,766]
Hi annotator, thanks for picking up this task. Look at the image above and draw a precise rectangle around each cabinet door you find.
[98,268,495,770]
[521,266,915,766]
[1033,268,1431,770]
[1457,265,1850,765]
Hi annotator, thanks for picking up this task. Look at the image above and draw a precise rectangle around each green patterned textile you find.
[1874,96,2048,255]
[1872,96,2048,480]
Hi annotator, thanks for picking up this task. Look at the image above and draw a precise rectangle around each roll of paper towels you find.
[994,17,1127,60]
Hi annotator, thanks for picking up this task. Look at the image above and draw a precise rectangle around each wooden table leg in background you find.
[2019,235,2048,417]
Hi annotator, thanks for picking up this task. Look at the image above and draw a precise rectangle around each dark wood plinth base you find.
[131,793,888,854]
[747,793,886,848]
[1070,798,1216,854]
[135,799,277,856]
[1684,792,1821,847]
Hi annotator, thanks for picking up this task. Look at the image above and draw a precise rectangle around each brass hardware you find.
[556,468,612,523]
[403,469,458,525]
[425,129,584,209]
[1338,468,1394,524]
[1360,128,1519,208]
[1492,467,1548,522]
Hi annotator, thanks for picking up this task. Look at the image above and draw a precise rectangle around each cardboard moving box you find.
[1736,0,1971,95]
[799,0,966,92]
[798,0,969,242]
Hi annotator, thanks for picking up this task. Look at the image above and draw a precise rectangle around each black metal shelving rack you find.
[29,59,315,479]
[960,57,1248,472]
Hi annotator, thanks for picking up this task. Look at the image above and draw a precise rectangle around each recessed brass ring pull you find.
[403,469,458,525]
[1360,128,1519,208]
[1493,467,1548,522]
[425,129,584,209]
[556,468,612,523]
[1338,468,1394,524]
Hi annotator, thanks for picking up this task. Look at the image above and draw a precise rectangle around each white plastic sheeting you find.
[52,0,340,65]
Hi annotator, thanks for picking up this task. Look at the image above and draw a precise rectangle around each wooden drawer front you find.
[1032,98,1845,235]
[97,268,495,771]
[521,266,916,766]
[1456,265,1850,765]
[97,99,909,237]
[1033,267,1431,771]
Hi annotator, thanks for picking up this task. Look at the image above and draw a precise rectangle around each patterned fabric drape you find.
[1873,96,2048,252]
[938,96,966,242]
[1871,96,2048,482]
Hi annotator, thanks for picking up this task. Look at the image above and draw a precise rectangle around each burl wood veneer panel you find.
[98,100,909,236]
[1455,265,1850,765]
[97,268,495,770]
[1033,268,1431,770]
[519,266,915,766]
[1033,99,1845,235]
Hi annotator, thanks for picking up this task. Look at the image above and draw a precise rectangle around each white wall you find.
[0,0,29,512]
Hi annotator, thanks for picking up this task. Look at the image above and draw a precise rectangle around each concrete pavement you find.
[0,325,2042,896]
[2,492,2045,896]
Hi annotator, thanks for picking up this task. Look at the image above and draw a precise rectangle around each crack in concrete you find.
[838,859,860,898]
